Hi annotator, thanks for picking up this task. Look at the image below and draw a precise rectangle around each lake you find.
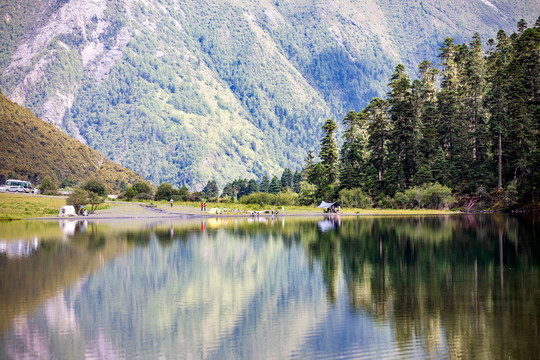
[0,214,538,359]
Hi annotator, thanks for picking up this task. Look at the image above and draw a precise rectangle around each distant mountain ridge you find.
[0,0,538,189]
[0,92,146,190]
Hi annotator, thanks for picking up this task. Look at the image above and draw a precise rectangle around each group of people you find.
[200,202,207,211]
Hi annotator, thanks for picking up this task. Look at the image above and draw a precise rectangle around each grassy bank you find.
[0,193,66,220]
[0,193,111,220]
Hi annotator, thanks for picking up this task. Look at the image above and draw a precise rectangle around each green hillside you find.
[0,92,146,190]
[0,0,538,189]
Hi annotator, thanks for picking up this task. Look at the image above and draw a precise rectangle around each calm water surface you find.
[0,215,538,359]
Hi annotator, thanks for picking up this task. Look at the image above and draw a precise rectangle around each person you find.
[170,198,174,207]
[201,202,204,211]
[203,202,207,211]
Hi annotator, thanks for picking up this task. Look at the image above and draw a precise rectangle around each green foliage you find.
[268,176,282,194]
[202,180,219,199]
[398,183,454,210]
[87,191,104,213]
[66,188,89,213]
[298,181,317,206]
[155,183,175,201]
[60,178,76,189]
[239,189,298,206]
[81,178,108,197]
[39,177,57,195]
[338,188,372,209]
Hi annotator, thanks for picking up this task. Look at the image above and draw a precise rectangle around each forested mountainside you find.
[0,92,146,191]
[0,0,538,189]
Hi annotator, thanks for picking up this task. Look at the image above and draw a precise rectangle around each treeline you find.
[301,19,539,210]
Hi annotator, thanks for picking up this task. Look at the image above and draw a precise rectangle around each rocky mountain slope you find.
[0,0,538,189]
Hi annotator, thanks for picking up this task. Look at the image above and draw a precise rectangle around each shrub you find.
[39,177,58,195]
[66,188,88,213]
[393,192,408,209]
[399,183,454,209]
[135,192,153,200]
[155,182,174,201]
[132,182,152,195]
[419,183,454,209]
[81,178,107,196]
[298,181,317,206]
[188,191,204,202]
[239,192,277,206]
[338,188,372,209]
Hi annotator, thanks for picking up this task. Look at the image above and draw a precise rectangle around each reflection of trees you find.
[306,214,540,360]
[1,215,538,359]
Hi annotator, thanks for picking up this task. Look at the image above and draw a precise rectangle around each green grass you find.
[0,193,67,220]
[0,193,112,220]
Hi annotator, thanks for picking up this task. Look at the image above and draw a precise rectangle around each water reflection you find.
[0,214,538,359]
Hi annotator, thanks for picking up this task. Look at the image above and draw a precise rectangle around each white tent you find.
[58,205,77,217]
[317,201,335,209]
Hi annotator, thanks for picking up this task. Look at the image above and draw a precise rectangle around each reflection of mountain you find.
[0,221,136,333]
[0,215,539,359]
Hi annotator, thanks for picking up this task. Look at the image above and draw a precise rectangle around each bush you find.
[419,183,454,209]
[81,178,107,196]
[188,191,204,202]
[39,177,58,195]
[398,183,454,209]
[240,192,277,206]
[132,182,152,196]
[393,192,408,209]
[135,192,153,200]
[338,188,372,209]
[275,189,299,206]
[67,188,88,213]
[298,181,317,206]
[155,182,174,201]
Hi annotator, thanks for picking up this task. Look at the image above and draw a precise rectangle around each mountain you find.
[0,91,146,190]
[0,0,538,189]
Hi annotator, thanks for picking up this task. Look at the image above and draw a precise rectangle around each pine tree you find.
[280,168,293,190]
[319,119,340,185]
[437,38,469,189]
[465,33,491,188]
[416,60,440,168]
[293,170,302,193]
[366,98,390,183]
[486,30,513,191]
[339,110,368,190]
[387,64,417,187]
[260,175,270,193]
[269,176,282,194]
[504,26,540,199]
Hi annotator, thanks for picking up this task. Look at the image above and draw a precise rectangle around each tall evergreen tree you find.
[416,60,440,167]
[319,119,340,185]
[366,98,390,183]
[486,30,513,191]
[387,64,417,187]
[280,168,293,190]
[269,176,282,194]
[293,170,302,193]
[339,110,369,190]
[465,33,491,188]
[260,175,270,193]
[504,26,540,198]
